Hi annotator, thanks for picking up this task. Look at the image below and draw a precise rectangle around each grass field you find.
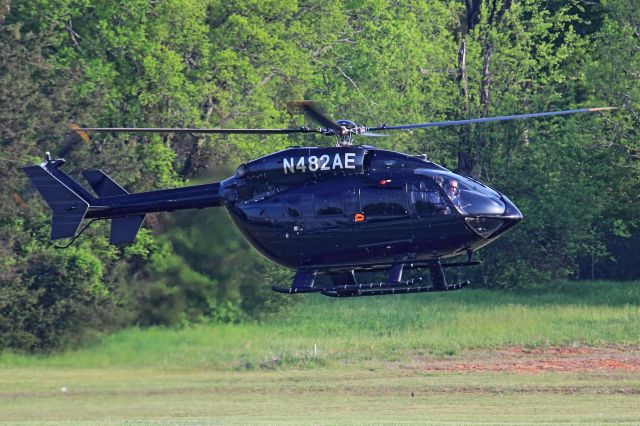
[1,280,639,424]
[2,367,639,424]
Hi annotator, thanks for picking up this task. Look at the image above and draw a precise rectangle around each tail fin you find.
[23,161,91,240]
[81,169,145,244]
[110,215,145,245]
[24,159,147,244]
[82,169,128,197]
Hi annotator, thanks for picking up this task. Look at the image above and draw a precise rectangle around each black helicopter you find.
[23,102,614,297]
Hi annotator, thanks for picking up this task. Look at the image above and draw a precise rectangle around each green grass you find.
[2,280,639,370]
[1,367,639,424]
[2,280,640,424]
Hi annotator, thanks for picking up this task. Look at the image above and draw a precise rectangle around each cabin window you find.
[314,192,344,216]
[284,195,302,217]
[243,200,283,223]
[261,199,284,220]
[287,206,301,217]
[410,182,450,216]
[360,187,408,217]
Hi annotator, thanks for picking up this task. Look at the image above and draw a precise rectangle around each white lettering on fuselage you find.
[283,153,357,174]
[283,158,295,174]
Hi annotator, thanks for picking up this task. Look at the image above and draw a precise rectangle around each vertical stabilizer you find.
[23,164,90,240]
[82,169,128,197]
[110,215,145,245]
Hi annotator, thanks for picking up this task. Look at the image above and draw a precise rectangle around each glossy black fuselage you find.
[219,147,522,270]
[26,145,522,272]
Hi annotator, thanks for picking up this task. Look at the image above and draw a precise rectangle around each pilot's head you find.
[448,180,460,197]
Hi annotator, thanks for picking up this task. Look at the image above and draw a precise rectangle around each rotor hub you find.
[334,119,366,146]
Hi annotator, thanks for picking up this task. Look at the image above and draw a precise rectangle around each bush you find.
[0,247,119,352]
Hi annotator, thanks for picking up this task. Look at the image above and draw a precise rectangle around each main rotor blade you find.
[289,100,342,131]
[76,127,323,135]
[67,123,90,142]
[367,107,617,132]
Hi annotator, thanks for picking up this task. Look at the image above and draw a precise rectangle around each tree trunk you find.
[475,44,494,177]
[457,37,473,174]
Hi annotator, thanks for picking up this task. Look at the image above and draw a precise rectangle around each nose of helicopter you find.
[497,193,523,232]
[414,169,522,239]
[461,193,522,239]
[501,194,523,220]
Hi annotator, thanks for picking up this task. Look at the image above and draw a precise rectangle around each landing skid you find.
[272,258,474,298]
[272,279,469,297]
[323,281,469,297]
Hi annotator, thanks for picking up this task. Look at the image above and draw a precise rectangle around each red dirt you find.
[417,345,640,373]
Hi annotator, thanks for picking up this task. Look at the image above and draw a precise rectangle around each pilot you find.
[447,180,460,199]
[447,179,464,213]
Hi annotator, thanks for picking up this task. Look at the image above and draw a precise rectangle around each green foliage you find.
[121,205,294,327]
[0,245,119,352]
[442,0,639,287]
[2,280,640,369]
[0,7,125,352]
[1,0,639,352]
[125,236,220,326]
[141,138,180,188]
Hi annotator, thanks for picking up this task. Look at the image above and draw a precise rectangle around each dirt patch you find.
[414,345,640,374]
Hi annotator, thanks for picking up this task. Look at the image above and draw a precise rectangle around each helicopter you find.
[23,102,614,297]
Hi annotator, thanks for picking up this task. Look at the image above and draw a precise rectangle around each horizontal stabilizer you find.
[110,215,145,245]
[23,164,89,240]
[82,169,128,197]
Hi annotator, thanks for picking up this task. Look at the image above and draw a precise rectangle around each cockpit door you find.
[409,176,462,254]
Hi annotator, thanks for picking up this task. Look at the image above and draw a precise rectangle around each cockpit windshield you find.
[415,170,505,216]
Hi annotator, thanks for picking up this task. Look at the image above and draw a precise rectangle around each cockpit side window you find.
[415,170,505,215]
[439,177,469,214]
